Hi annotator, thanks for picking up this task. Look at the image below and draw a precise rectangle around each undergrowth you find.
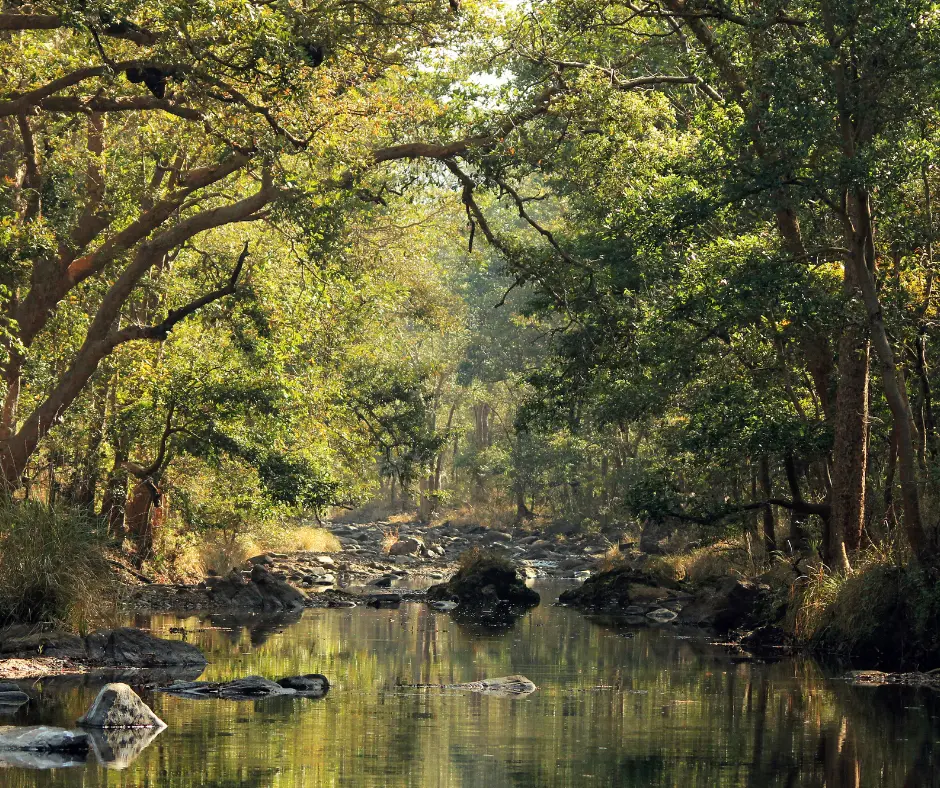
[0,500,115,630]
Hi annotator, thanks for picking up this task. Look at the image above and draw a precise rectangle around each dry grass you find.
[650,540,756,584]
[198,533,260,576]
[381,525,400,554]
[280,526,341,553]
[0,501,115,631]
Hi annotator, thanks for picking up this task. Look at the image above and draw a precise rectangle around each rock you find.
[328,599,357,608]
[247,554,275,566]
[210,565,308,612]
[0,627,207,669]
[427,552,539,608]
[77,683,166,729]
[276,674,330,695]
[366,594,402,608]
[158,676,293,700]
[0,682,29,707]
[430,600,458,611]
[371,575,396,588]
[678,578,771,632]
[84,628,207,667]
[405,675,537,698]
[0,725,89,753]
[308,574,335,585]
[481,530,513,544]
[159,674,329,700]
[316,556,336,567]
[0,631,87,660]
[646,608,678,623]
[558,566,678,612]
[389,537,424,556]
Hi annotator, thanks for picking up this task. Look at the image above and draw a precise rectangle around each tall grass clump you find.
[0,500,114,628]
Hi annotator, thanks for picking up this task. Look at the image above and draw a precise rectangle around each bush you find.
[788,556,940,669]
[0,500,114,628]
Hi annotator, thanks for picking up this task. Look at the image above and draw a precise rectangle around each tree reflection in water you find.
[0,588,938,787]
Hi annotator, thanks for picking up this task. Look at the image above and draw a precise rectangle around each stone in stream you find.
[77,683,166,729]
[0,682,29,709]
[429,600,458,612]
[427,552,539,608]
[646,608,678,623]
[158,674,330,700]
[276,674,330,694]
[0,725,91,768]
[403,675,537,698]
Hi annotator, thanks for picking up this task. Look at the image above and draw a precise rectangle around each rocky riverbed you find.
[128,518,607,613]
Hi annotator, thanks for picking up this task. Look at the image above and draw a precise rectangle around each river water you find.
[2,583,939,787]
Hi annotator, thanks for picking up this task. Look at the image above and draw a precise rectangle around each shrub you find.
[0,500,114,629]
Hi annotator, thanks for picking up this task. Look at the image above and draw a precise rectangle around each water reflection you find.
[0,585,938,786]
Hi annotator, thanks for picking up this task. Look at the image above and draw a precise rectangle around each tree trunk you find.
[848,191,930,562]
[758,456,776,552]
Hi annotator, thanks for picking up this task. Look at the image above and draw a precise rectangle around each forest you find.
[4,0,940,673]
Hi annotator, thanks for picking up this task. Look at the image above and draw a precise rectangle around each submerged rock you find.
[427,551,539,608]
[77,683,166,729]
[646,608,678,623]
[402,675,537,698]
[276,674,329,694]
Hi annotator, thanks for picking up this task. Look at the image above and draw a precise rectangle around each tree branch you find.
[106,241,250,347]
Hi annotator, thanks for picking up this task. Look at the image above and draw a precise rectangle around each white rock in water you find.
[77,683,166,729]
[462,676,538,697]
[430,600,458,611]
[0,725,89,752]
[646,608,678,623]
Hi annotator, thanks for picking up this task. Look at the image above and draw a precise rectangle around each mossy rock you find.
[427,551,539,608]
[559,566,679,612]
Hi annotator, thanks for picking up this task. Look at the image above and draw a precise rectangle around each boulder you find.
[0,627,207,668]
[0,682,29,708]
[480,531,512,544]
[404,675,537,698]
[159,673,330,700]
[558,566,678,612]
[84,628,207,667]
[0,725,89,753]
[677,578,772,632]
[276,674,330,695]
[427,551,539,608]
[389,537,424,556]
[77,683,166,729]
[158,676,292,699]
[210,565,308,612]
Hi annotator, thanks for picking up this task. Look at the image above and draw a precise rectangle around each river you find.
[3,583,939,786]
